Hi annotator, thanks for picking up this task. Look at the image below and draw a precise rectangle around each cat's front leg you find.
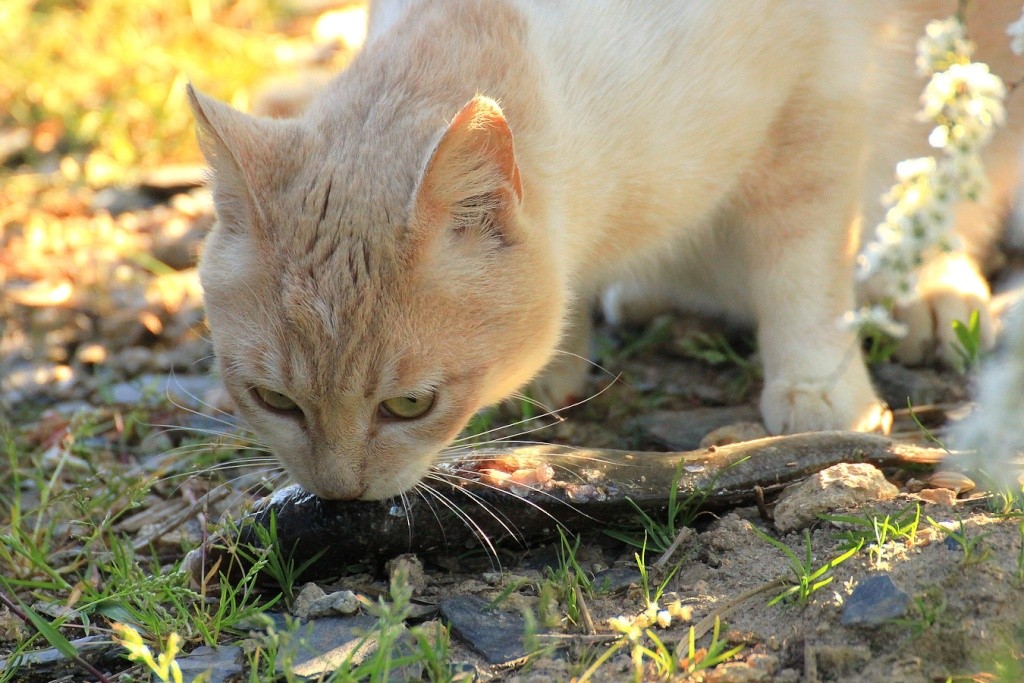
[739,103,891,434]
[528,300,593,410]
[750,232,891,434]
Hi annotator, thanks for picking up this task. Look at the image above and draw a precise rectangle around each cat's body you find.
[189,0,1022,500]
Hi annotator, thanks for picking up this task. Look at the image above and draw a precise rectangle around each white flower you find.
[916,17,972,75]
[838,305,909,339]
[921,62,1006,152]
[1009,5,1024,56]
[861,13,1007,306]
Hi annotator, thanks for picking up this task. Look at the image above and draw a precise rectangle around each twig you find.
[573,580,597,636]
[132,486,230,552]
[690,577,789,641]
[653,527,694,572]
[0,590,113,683]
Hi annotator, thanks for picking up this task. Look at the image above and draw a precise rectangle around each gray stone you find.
[631,406,761,451]
[841,574,910,626]
[264,612,393,678]
[305,590,361,618]
[592,565,643,593]
[176,645,243,683]
[440,594,533,665]
[104,373,220,409]
[0,635,117,679]
[292,583,327,620]
[385,553,427,592]
[108,381,146,404]
[773,463,898,532]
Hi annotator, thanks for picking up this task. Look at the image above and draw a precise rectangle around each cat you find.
[187,0,1022,501]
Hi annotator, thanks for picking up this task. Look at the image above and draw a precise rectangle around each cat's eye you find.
[380,393,436,419]
[253,387,300,413]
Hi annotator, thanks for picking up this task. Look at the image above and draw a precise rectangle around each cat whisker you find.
[549,349,619,381]
[415,480,501,569]
[411,483,449,545]
[422,472,521,542]
[162,369,238,423]
[428,465,587,529]
[508,390,556,415]
[450,375,619,446]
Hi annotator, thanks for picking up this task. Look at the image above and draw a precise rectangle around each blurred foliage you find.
[0,0,292,183]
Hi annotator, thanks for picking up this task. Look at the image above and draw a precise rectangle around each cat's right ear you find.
[409,96,524,252]
[186,84,280,238]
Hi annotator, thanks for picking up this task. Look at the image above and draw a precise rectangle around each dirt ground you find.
[3,170,1024,681]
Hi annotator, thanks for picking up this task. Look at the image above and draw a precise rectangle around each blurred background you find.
[1,0,368,418]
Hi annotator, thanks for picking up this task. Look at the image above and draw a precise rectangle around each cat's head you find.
[187,85,564,500]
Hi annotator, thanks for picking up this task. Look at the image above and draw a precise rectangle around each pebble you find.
[631,406,761,451]
[291,583,326,619]
[772,463,899,532]
[303,590,361,619]
[440,595,532,665]
[386,553,427,593]
[262,611,389,678]
[840,574,910,626]
[917,488,958,506]
[103,373,220,409]
[174,645,244,683]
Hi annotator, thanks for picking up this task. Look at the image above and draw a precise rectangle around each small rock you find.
[305,590,360,618]
[809,644,872,678]
[107,381,145,404]
[705,661,768,683]
[702,513,755,552]
[632,406,762,451]
[440,595,532,665]
[917,488,958,506]
[700,421,768,448]
[905,478,926,493]
[0,635,117,678]
[386,553,427,593]
[773,463,899,532]
[175,645,244,683]
[0,605,26,641]
[591,565,643,593]
[263,612,388,678]
[1,363,76,400]
[111,347,155,376]
[292,583,327,620]
[840,574,910,626]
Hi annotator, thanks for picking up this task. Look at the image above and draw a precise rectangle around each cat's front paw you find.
[760,377,891,434]
[890,252,995,366]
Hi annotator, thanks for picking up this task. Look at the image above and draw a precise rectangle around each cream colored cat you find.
[188,0,1018,501]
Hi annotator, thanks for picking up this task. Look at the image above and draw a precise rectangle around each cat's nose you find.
[336,483,367,501]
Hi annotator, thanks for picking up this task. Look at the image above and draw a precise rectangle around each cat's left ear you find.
[410,95,524,248]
